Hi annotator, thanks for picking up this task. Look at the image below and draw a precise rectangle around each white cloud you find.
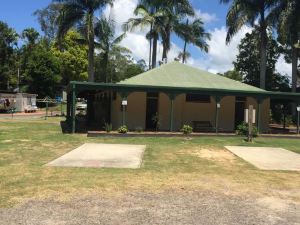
[276,55,292,78]
[188,26,252,73]
[102,1,293,78]
[102,0,139,33]
[194,9,218,23]
[187,26,293,78]
[102,0,184,65]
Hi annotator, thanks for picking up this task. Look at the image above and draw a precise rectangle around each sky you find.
[0,0,292,77]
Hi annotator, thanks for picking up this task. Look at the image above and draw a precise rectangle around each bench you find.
[192,121,214,132]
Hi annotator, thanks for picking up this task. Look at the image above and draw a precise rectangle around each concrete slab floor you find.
[46,143,146,169]
[225,146,300,171]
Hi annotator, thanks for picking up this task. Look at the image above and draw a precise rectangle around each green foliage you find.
[118,125,128,134]
[124,0,196,66]
[95,47,145,83]
[236,122,258,137]
[220,70,243,82]
[33,3,62,40]
[180,125,193,135]
[25,42,61,97]
[281,115,294,127]
[51,30,88,85]
[135,127,143,133]
[0,21,18,89]
[56,0,113,81]
[151,112,161,132]
[234,30,290,91]
[175,18,211,63]
[21,28,39,46]
[103,123,112,133]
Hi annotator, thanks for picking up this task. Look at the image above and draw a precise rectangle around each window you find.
[186,94,210,103]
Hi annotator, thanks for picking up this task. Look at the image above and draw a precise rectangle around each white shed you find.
[0,92,37,112]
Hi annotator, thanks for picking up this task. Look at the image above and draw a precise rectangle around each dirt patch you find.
[0,190,299,225]
[1,140,13,143]
[182,147,236,163]
[257,197,291,211]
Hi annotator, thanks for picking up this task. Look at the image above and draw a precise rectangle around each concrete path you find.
[47,143,146,169]
[225,146,300,171]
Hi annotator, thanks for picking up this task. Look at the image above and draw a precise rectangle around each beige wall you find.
[246,97,270,132]
[111,92,270,132]
[111,92,146,130]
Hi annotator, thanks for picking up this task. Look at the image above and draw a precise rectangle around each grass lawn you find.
[0,118,300,207]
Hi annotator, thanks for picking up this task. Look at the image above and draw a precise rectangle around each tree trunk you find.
[88,13,95,82]
[162,44,167,62]
[259,11,267,90]
[149,24,153,70]
[182,40,187,63]
[182,19,189,64]
[162,26,171,63]
[103,51,109,83]
[152,32,158,68]
[291,46,298,93]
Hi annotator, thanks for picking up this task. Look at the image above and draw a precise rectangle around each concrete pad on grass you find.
[47,143,146,169]
[225,146,300,171]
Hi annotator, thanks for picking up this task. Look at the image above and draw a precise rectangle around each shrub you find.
[118,125,128,134]
[152,112,161,132]
[135,126,143,133]
[103,123,112,133]
[236,122,258,137]
[180,125,193,135]
[281,115,293,127]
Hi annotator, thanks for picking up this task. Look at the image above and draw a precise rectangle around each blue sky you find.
[0,0,227,33]
[0,0,291,76]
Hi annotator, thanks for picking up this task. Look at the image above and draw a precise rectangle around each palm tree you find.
[55,0,113,82]
[95,16,126,82]
[220,0,278,90]
[21,28,40,47]
[175,18,211,63]
[268,0,300,93]
[123,2,164,69]
[177,51,191,63]
[158,0,194,62]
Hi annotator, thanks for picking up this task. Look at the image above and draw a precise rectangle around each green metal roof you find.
[119,61,266,93]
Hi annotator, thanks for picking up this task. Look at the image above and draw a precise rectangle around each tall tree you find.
[234,29,290,91]
[95,16,125,82]
[123,2,164,69]
[175,18,211,63]
[34,3,63,40]
[19,28,40,90]
[157,0,194,62]
[25,41,61,97]
[219,70,243,82]
[55,0,113,82]
[94,46,145,83]
[51,30,88,85]
[0,21,18,90]
[21,28,40,49]
[268,0,300,92]
[220,0,278,90]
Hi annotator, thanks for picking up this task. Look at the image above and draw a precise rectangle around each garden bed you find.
[87,131,235,138]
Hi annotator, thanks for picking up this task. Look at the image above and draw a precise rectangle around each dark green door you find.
[146,93,159,130]
[235,97,246,128]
